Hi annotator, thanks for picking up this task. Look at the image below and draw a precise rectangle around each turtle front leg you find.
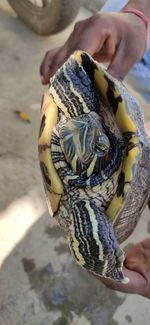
[69,200,128,283]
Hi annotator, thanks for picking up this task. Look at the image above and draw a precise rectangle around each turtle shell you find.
[39,51,150,282]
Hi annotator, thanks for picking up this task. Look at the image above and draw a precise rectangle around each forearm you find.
[125,0,150,18]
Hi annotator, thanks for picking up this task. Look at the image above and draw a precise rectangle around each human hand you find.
[98,238,150,298]
[40,12,147,84]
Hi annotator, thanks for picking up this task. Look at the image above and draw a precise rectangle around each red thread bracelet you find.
[122,7,150,50]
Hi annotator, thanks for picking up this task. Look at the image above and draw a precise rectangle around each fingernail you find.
[121,277,130,284]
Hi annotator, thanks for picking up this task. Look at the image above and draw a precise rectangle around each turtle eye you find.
[95,135,110,153]
[95,142,107,152]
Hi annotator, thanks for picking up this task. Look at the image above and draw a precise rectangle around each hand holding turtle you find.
[98,238,150,298]
[40,10,147,83]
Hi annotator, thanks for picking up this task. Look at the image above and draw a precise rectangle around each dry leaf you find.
[14,110,31,123]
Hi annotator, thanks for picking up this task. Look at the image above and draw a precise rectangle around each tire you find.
[7,0,81,35]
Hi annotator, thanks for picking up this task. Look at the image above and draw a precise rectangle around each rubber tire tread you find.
[7,0,81,35]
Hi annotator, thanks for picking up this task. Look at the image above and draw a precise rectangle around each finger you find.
[68,35,106,58]
[40,46,65,84]
[145,121,150,138]
[125,239,150,278]
[93,36,116,64]
[96,266,147,295]
[40,47,60,84]
[107,38,140,80]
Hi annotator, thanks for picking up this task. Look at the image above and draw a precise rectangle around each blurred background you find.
[0,1,150,324]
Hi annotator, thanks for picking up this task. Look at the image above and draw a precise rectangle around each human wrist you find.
[124,0,150,19]
[123,0,150,50]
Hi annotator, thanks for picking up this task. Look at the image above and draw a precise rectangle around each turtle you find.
[38,50,150,283]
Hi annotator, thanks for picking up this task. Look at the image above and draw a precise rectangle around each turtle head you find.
[60,112,110,176]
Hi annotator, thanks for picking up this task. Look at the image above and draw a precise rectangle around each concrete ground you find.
[0,2,150,325]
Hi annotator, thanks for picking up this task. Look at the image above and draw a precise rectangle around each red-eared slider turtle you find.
[38,51,150,283]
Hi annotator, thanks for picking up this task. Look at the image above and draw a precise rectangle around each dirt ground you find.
[0,2,150,325]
